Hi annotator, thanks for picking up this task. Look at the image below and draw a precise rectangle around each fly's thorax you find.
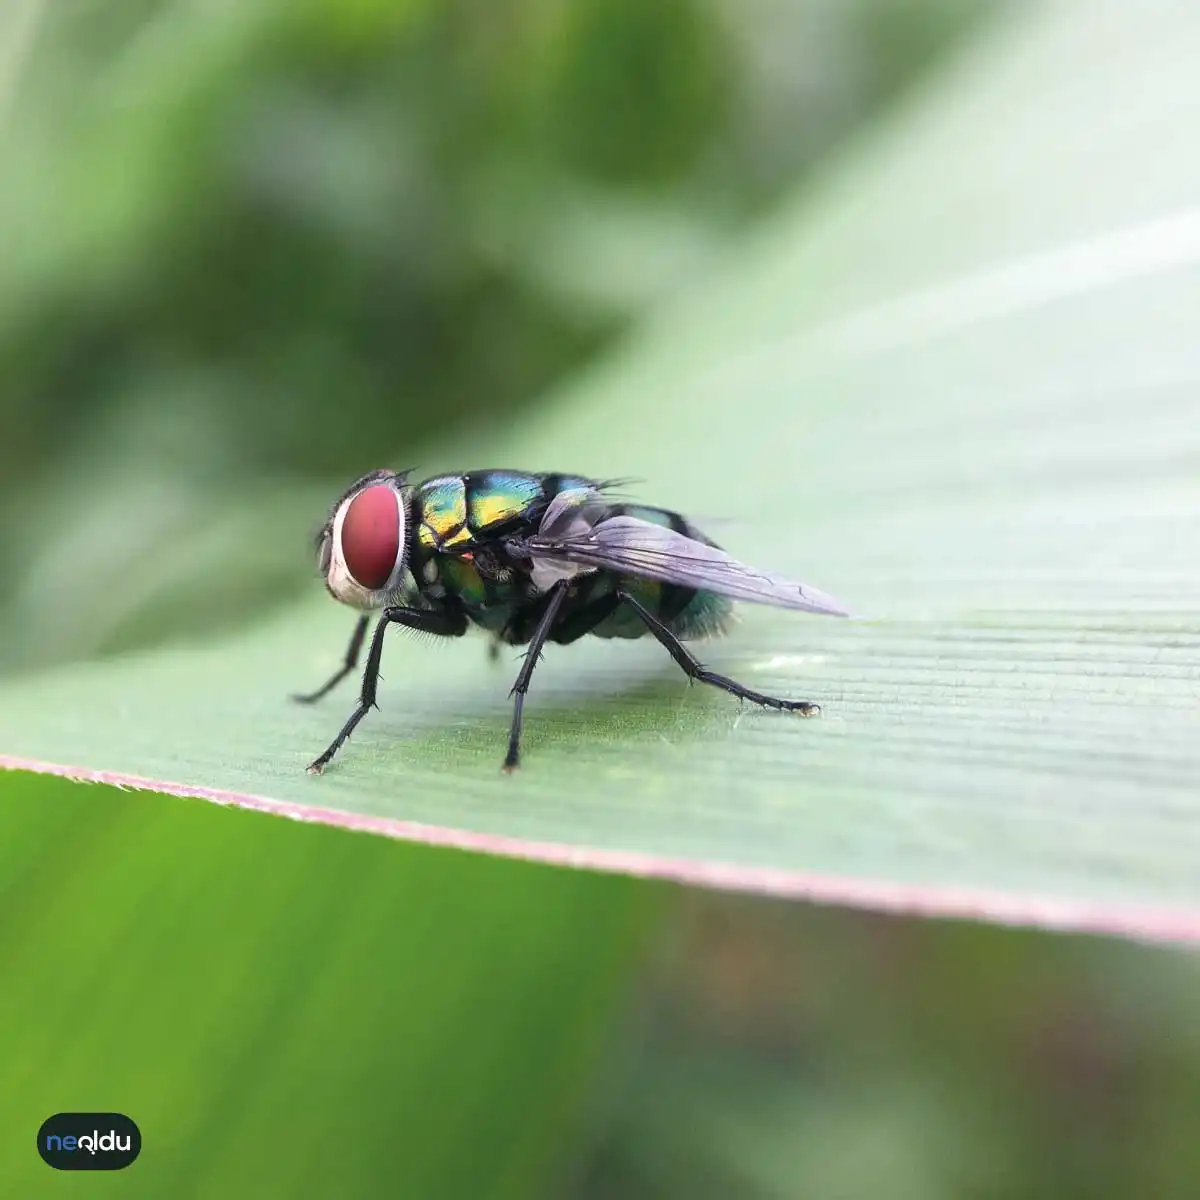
[407,470,598,612]
[423,544,534,618]
[413,469,553,555]
[318,470,413,610]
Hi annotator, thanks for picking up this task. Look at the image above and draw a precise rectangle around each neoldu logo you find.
[38,1113,141,1171]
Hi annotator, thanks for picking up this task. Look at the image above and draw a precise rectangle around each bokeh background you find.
[2,1,1198,1196]
[0,0,984,671]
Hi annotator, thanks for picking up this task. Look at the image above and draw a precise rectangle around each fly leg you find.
[617,590,820,716]
[291,614,370,704]
[503,580,569,772]
[307,606,468,774]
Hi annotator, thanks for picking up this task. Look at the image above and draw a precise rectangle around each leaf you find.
[3,5,1200,943]
[0,769,656,1196]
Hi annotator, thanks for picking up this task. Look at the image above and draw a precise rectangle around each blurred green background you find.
[0,0,984,671]
[2,0,1198,1196]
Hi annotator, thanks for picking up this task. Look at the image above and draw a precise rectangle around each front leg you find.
[307,605,468,774]
[291,614,370,704]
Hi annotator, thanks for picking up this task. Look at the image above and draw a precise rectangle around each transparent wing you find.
[525,491,851,617]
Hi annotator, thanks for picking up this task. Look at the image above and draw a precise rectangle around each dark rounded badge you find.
[37,1113,141,1170]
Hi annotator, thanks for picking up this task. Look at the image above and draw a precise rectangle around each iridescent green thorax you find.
[407,470,732,645]
[414,470,552,553]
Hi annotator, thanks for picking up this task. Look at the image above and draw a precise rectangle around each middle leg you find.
[502,580,569,771]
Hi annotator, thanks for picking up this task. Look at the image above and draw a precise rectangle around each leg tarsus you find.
[617,591,820,716]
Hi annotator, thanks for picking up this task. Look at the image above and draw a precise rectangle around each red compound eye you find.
[340,485,400,590]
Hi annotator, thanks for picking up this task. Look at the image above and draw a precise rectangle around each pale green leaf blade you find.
[3,5,1199,942]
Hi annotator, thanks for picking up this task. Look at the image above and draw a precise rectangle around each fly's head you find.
[315,469,411,610]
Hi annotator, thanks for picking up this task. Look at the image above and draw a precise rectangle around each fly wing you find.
[524,490,852,617]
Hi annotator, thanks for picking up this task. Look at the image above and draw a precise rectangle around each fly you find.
[294,469,850,772]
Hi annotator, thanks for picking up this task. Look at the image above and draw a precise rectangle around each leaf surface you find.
[3,5,1199,941]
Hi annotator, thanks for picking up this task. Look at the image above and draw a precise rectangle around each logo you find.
[37,1113,141,1171]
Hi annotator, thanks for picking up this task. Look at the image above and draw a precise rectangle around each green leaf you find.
[0,769,656,1196]
[3,5,1199,942]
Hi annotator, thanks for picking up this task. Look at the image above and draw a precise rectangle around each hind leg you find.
[617,591,820,715]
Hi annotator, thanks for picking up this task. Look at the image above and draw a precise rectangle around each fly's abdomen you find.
[664,587,735,639]
[590,576,733,641]
[590,503,734,640]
